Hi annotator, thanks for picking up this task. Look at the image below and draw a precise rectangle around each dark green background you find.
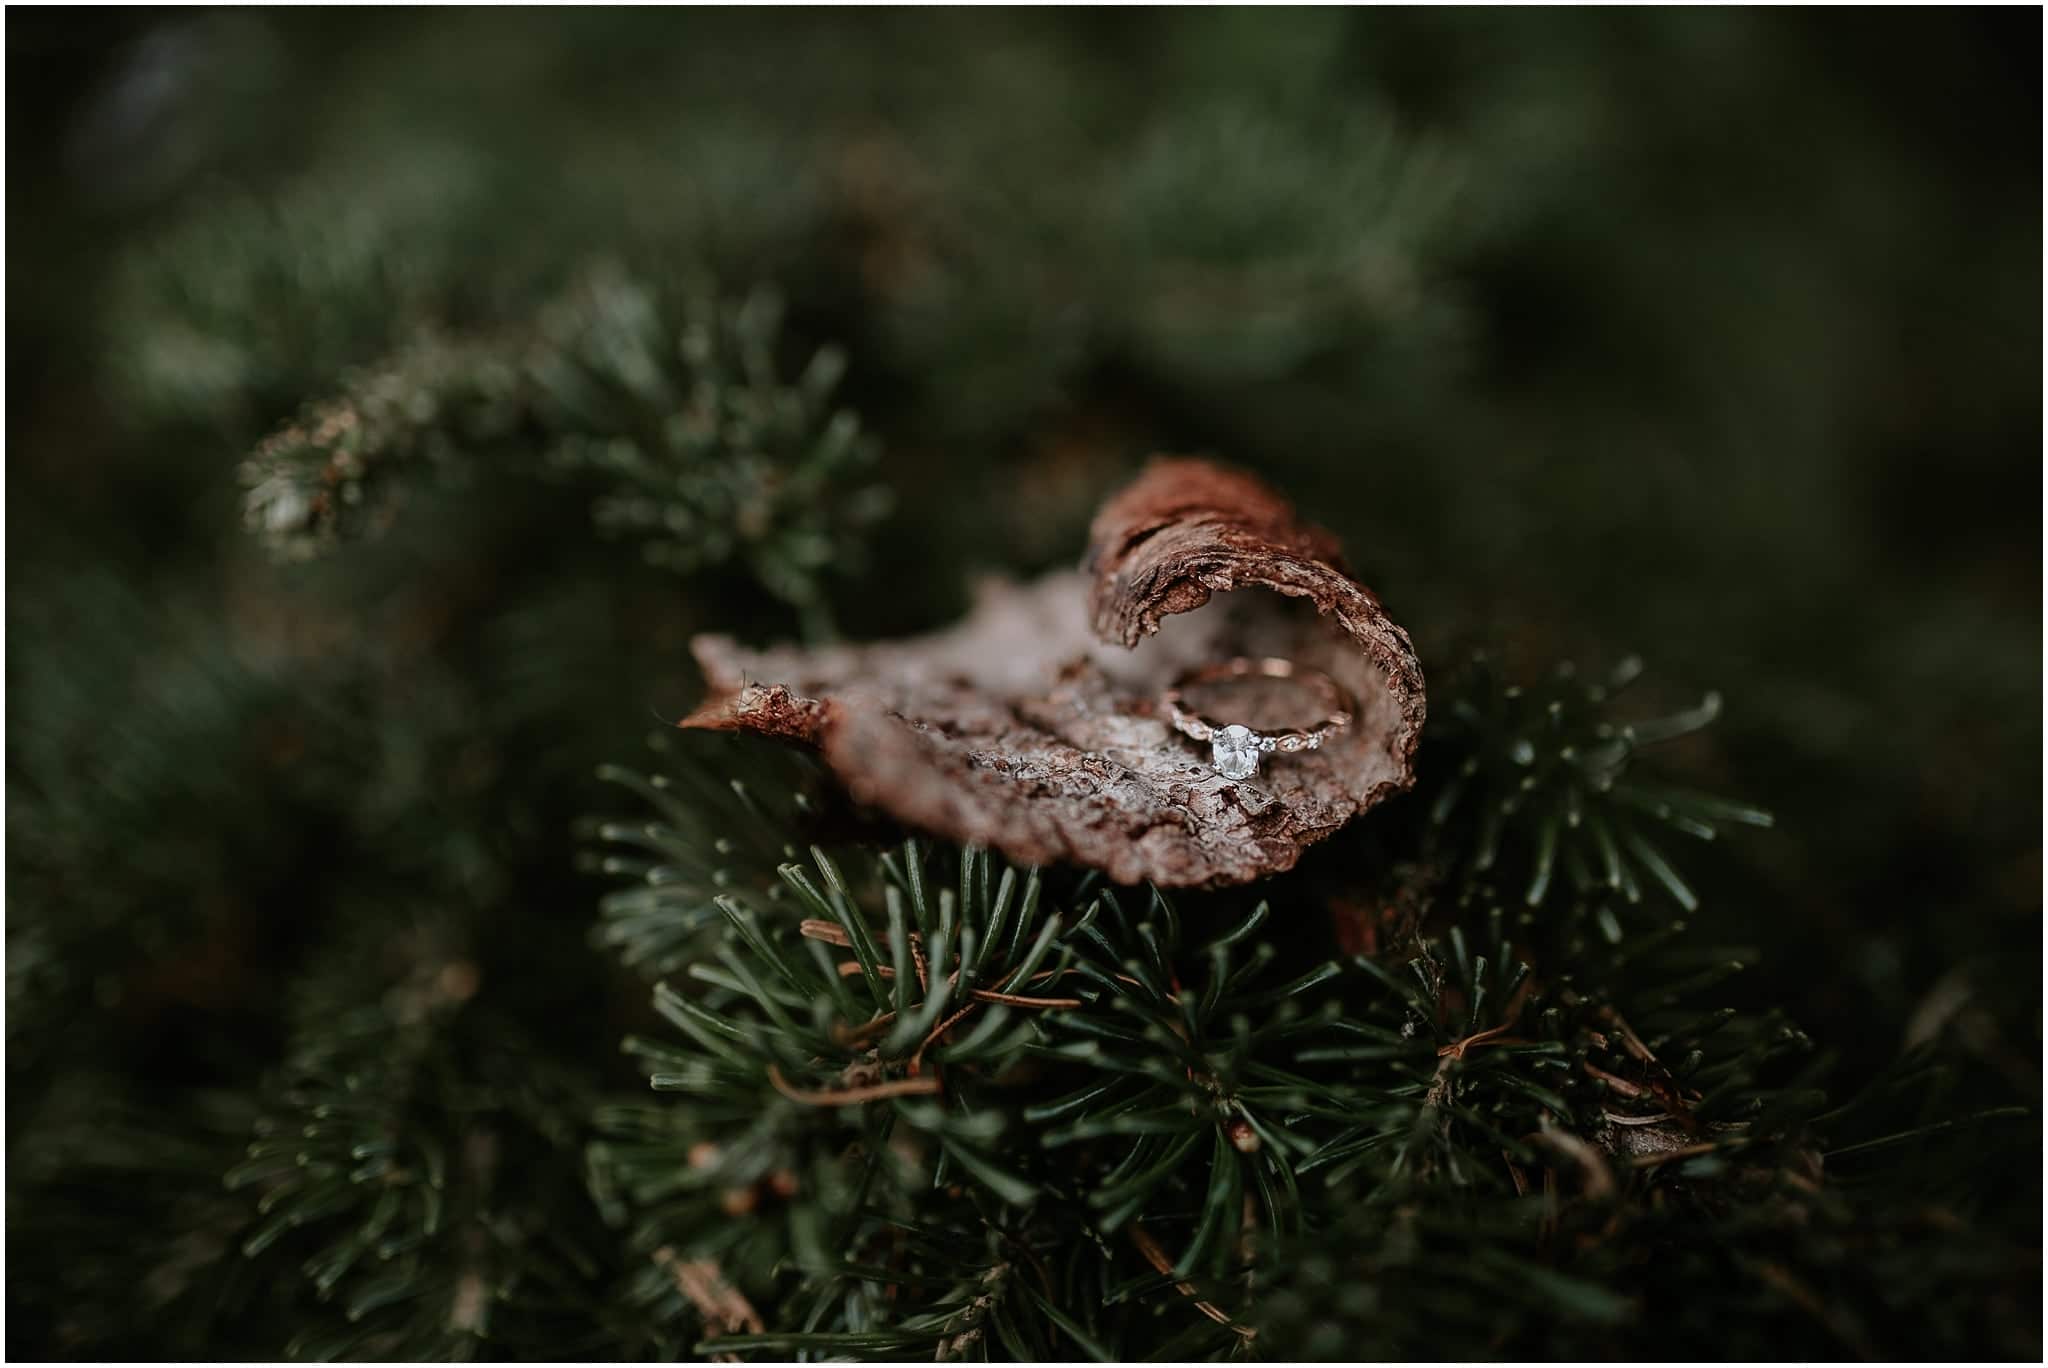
[8,8,2040,1356]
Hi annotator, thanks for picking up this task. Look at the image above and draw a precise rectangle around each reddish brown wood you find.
[682,456,1426,887]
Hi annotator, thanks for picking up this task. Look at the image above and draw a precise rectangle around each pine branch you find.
[1424,654,1773,912]
[240,266,889,631]
[222,931,629,1361]
[574,655,2037,1361]
[583,734,833,980]
[575,720,1748,1357]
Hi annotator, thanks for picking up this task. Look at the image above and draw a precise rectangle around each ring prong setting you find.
[1211,723,1264,781]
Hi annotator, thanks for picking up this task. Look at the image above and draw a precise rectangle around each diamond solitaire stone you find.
[1211,724,1263,780]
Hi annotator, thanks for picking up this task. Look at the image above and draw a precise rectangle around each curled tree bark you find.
[683,456,1425,887]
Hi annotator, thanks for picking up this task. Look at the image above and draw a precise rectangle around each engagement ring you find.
[1163,657,1352,781]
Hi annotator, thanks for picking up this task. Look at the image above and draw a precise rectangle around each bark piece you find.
[684,457,1425,887]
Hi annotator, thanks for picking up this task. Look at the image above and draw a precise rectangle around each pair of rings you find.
[1162,657,1351,781]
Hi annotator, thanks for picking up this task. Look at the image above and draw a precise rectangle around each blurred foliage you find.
[7,7,2039,1360]
[240,267,888,633]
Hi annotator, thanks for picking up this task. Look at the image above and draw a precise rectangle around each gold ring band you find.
[1162,657,1352,779]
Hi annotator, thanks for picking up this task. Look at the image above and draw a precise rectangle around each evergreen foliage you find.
[9,9,2038,1362]
[242,269,888,633]
[562,665,2010,1360]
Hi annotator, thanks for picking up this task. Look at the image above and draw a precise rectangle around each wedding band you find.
[1162,657,1352,780]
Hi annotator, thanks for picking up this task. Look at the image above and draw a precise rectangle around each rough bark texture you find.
[683,456,1426,887]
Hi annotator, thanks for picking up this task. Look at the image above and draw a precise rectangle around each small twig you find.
[1437,1021,1524,1060]
[1595,1003,1703,1126]
[970,988,1081,1008]
[1582,1060,1650,1097]
[1436,971,1538,1060]
[834,1010,899,1045]
[1395,1054,1458,1182]
[801,920,934,988]
[910,1003,980,1075]
[1128,1224,1256,1343]
[832,959,1079,1007]
[767,1062,940,1106]
[909,979,1083,1073]
[654,1247,762,1363]
[1595,1004,1658,1064]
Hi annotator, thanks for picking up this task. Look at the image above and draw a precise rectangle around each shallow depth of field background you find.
[7,9,2041,1354]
